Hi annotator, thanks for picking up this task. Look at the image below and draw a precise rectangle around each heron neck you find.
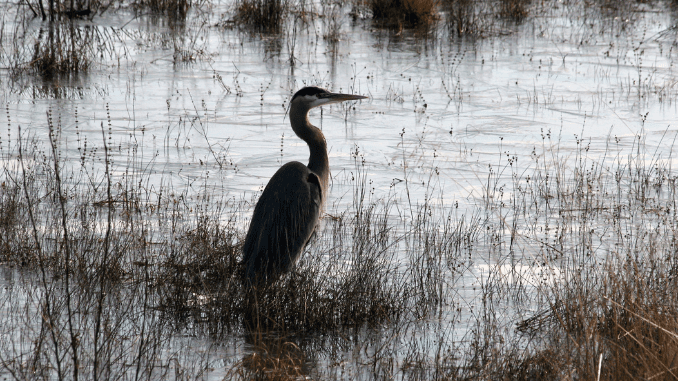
[290,109,330,187]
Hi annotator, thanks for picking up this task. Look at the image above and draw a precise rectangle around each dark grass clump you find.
[2,0,203,79]
[0,181,36,266]
[500,0,529,21]
[30,22,92,78]
[443,0,484,36]
[1,12,116,79]
[20,0,194,21]
[442,0,530,37]
[234,0,288,33]
[158,168,408,334]
[369,0,439,29]
[23,0,92,20]
[131,0,192,20]
[154,212,243,326]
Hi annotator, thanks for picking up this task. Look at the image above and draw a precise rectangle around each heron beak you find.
[322,92,368,104]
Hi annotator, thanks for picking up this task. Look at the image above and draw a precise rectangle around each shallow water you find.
[1,0,678,377]
[3,3,678,207]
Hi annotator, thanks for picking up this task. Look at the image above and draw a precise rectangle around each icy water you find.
[2,0,678,377]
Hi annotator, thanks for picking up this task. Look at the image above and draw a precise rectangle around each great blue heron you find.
[242,86,368,287]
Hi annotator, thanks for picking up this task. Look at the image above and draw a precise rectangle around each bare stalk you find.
[93,121,112,380]
[18,126,64,379]
[47,111,79,381]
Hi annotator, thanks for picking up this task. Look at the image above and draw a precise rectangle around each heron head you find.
[291,86,368,110]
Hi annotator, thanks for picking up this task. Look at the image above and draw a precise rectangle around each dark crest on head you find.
[292,87,329,102]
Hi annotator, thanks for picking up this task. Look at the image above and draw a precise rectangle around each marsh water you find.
[2,0,678,377]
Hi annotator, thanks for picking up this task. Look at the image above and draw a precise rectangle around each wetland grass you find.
[443,0,486,37]
[368,0,439,28]
[1,11,116,79]
[131,0,192,19]
[500,0,529,21]
[3,0,678,378]
[0,114,440,378]
[2,109,678,379]
[0,0,206,80]
[442,0,529,37]
[234,0,289,33]
[494,131,678,380]
[31,22,93,77]
[0,10,98,79]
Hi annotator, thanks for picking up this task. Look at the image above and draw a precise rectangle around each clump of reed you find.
[22,0,93,20]
[1,10,115,79]
[19,0,196,21]
[30,22,93,77]
[442,0,530,37]
[443,0,485,36]
[500,0,529,21]
[1,0,207,80]
[233,0,289,33]
[132,0,192,19]
[368,0,439,29]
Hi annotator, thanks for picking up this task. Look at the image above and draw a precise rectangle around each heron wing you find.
[242,161,322,285]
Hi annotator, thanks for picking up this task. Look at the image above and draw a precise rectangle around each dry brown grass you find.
[506,131,678,381]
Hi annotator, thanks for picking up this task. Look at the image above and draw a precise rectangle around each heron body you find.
[242,87,367,287]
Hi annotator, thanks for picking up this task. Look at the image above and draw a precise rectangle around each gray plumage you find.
[242,87,367,287]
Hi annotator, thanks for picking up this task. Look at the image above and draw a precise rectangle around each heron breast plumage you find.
[242,161,322,285]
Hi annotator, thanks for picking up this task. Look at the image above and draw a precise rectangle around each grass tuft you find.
[500,0,529,21]
[234,0,288,33]
[369,0,439,29]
